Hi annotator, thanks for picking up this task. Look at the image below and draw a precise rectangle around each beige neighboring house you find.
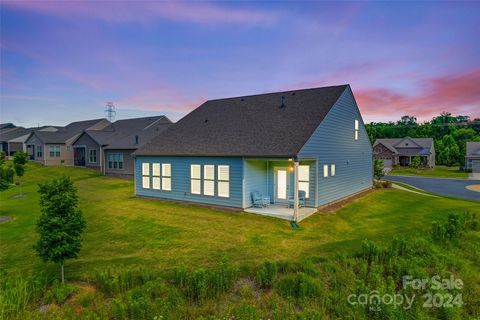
[373,137,436,170]
[25,119,110,166]
[465,142,480,173]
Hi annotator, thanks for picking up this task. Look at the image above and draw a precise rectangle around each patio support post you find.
[293,160,299,222]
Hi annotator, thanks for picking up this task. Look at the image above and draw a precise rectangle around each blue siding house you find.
[134,85,372,221]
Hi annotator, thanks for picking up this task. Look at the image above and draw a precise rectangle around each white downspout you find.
[293,160,299,222]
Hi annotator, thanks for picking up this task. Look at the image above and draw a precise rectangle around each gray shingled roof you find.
[374,138,433,149]
[135,85,349,157]
[77,116,172,150]
[29,118,109,144]
[0,127,31,142]
[466,142,480,156]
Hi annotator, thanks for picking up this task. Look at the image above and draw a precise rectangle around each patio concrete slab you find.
[244,204,317,222]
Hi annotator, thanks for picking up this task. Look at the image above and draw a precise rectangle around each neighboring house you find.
[25,119,110,166]
[465,142,480,173]
[71,116,172,178]
[0,127,32,156]
[373,137,435,169]
[134,85,373,221]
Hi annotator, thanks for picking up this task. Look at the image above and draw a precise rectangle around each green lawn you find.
[1,163,479,280]
[389,165,469,178]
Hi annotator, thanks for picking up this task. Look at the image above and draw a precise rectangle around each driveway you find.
[385,175,480,201]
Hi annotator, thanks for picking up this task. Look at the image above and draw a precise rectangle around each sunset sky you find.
[1,1,479,127]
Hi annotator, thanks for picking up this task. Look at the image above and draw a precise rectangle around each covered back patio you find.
[243,158,318,222]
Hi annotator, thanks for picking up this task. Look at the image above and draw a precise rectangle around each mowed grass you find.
[389,165,469,178]
[1,163,479,281]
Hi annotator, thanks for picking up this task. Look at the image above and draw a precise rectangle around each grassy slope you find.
[389,165,468,178]
[1,163,479,280]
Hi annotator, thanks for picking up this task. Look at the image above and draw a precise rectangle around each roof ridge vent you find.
[280,96,285,109]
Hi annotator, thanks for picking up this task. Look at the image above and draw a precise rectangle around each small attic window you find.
[405,143,409,146]
[135,135,139,144]
[204,119,209,123]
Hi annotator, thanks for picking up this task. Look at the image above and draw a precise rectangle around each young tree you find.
[373,159,385,180]
[13,151,28,195]
[13,151,28,166]
[34,176,86,283]
[0,163,15,191]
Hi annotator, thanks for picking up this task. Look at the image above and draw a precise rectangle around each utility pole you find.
[104,102,116,122]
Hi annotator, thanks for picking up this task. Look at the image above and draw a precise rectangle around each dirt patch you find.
[465,184,480,192]
[318,188,376,213]
[0,216,12,223]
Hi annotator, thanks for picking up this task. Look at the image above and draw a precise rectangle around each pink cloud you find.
[354,69,480,122]
[2,1,277,25]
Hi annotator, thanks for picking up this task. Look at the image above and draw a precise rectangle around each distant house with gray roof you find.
[465,142,480,173]
[71,116,172,178]
[373,137,435,169]
[25,118,110,166]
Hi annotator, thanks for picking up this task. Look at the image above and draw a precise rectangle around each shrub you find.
[374,159,385,180]
[173,258,237,301]
[0,271,48,319]
[95,268,156,295]
[277,273,320,300]
[0,163,14,191]
[12,152,28,165]
[431,212,478,242]
[45,280,78,305]
[256,261,277,289]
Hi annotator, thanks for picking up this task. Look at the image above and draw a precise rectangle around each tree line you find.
[366,112,480,167]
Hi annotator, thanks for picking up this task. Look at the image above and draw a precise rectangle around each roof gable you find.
[136,85,348,157]
[466,142,480,156]
[394,137,422,148]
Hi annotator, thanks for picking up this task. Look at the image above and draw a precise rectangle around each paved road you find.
[385,175,480,201]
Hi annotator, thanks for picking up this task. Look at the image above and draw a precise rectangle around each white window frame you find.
[108,153,124,170]
[37,145,43,158]
[217,165,230,198]
[323,164,329,178]
[331,164,336,176]
[298,165,310,198]
[142,163,150,189]
[152,163,161,190]
[354,120,359,141]
[88,149,97,163]
[190,164,201,195]
[162,163,171,191]
[203,165,215,196]
[49,145,60,158]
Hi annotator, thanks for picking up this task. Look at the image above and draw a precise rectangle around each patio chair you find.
[251,191,271,208]
[288,190,306,208]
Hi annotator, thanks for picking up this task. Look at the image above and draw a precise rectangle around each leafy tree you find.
[13,151,28,166]
[373,159,385,180]
[34,176,86,283]
[13,151,28,194]
[0,151,5,165]
[0,163,15,191]
[397,115,417,126]
[410,155,421,169]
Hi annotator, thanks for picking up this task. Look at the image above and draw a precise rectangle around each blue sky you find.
[1,1,479,127]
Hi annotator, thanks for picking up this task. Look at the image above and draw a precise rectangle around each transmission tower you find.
[104,102,116,122]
